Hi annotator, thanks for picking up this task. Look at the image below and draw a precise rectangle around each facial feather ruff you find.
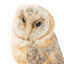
[11,5,64,64]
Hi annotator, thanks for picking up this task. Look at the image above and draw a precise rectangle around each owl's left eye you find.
[22,17,26,23]
[36,21,41,27]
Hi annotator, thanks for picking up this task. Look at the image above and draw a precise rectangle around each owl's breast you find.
[11,34,54,64]
[26,45,52,64]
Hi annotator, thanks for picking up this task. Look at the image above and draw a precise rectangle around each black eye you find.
[22,17,25,23]
[36,22,41,27]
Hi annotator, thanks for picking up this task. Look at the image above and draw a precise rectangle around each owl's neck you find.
[12,29,54,48]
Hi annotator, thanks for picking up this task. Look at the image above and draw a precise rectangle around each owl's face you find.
[13,5,54,41]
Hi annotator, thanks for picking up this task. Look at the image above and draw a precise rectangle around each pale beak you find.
[25,34,29,41]
[25,23,32,41]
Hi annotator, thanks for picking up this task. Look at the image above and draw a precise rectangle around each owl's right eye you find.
[22,17,26,23]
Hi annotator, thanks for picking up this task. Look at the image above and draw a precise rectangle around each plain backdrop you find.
[0,0,64,64]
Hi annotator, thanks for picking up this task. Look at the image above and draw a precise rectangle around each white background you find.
[0,0,64,64]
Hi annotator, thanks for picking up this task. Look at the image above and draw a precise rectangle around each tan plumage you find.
[11,5,64,64]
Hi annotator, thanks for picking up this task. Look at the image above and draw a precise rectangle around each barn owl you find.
[11,5,64,64]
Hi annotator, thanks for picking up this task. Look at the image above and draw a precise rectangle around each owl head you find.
[12,5,54,42]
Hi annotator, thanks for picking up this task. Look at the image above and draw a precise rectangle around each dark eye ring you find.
[22,17,25,23]
[36,21,41,27]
